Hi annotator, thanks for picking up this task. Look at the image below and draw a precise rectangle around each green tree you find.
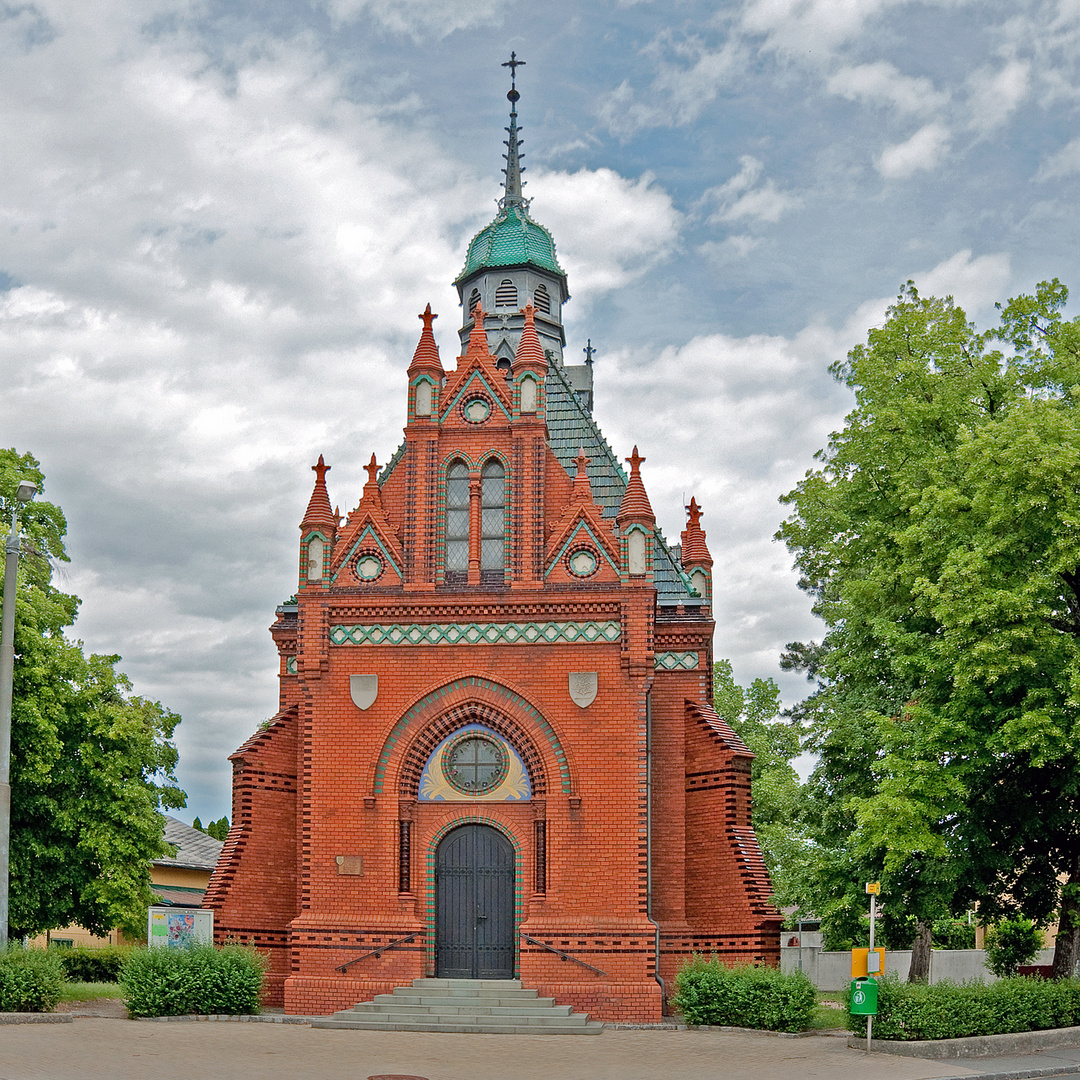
[1,449,185,939]
[712,659,807,906]
[777,281,1080,979]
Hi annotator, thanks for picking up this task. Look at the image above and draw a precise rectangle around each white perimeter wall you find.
[781,947,1056,991]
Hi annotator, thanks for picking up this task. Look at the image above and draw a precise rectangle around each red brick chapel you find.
[205,58,781,1023]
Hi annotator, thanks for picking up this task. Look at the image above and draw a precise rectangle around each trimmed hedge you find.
[120,944,266,1017]
[0,946,64,1013]
[57,945,131,984]
[846,973,1080,1041]
[672,957,817,1032]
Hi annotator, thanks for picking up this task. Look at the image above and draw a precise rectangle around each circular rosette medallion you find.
[462,397,492,423]
[355,553,383,581]
[568,547,599,578]
[441,733,509,796]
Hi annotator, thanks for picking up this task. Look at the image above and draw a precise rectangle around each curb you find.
[133,1013,317,1023]
[0,1013,74,1025]
[848,1025,1080,1060]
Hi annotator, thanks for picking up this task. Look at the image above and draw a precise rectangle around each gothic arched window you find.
[495,279,518,308]
[480,459,505,581]
[468,288,481,315]
[445,460,469,580]
[533,284,551,314]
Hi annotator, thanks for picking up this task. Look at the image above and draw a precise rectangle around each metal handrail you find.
[335,932,418,972]
[519,933,609,977]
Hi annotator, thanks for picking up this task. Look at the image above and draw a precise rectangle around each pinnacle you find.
[301,455,336,533]
[409,304,443,374]
[514,303,547,370]
[617,446,655,523]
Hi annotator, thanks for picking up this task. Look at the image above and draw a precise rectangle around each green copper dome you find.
[455,205,566,284]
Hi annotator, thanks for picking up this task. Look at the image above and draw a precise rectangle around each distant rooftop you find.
[160,815,224,872]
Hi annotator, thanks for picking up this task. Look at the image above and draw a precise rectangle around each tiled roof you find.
[160,816,224,871]
[545,365,702,608]
[455,205,565,282]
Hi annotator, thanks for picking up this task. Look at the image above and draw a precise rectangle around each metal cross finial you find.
[583,339,595,366]
[502,52,525,87]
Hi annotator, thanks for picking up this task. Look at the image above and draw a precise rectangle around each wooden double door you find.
[435,824,515,979]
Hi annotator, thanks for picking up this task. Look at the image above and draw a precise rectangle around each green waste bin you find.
[850,977,878,1016]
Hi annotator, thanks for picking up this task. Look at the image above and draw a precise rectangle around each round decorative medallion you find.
[356,553,383,581]
[568,547,599,577]
[441,732,509,796]
[462,397,491,423]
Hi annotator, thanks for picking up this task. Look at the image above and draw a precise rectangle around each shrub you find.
[0,946,64,1012]
[932,918,976,951]
[671,957,817,1032]
[120,944,266,1017]
[845,972,1080,1041]
[58,945,131,984]
[984,918,1043,977]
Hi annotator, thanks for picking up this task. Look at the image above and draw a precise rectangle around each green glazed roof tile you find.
[455,205,566,282]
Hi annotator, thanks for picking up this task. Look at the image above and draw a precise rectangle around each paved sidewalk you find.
[0,1019,1069,1080]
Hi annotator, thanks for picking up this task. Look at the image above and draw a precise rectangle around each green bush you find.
[120,944,266,1017]
[984,918,1043,977]
[57,945,131,984]
[845,972,1080,1041]
[0,946,64,1012]
[932,918,976,951]
[671,957,817,1032]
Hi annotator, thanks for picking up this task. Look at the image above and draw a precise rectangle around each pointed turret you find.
[408,305,443,420]
[301,455,336,534]
[681,497,712,602]
[617,447,655,526]
[617,447,655,579]
[463,302,494,364]
[408,304,444,378]
[680,498,712,568]
[513,303,548,373]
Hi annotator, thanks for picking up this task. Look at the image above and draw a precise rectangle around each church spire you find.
[500,52,526,210]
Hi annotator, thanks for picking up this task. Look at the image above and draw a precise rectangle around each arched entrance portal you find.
[435,824,515,979]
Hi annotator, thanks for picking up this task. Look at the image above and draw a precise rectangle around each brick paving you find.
[0,1019,1008,1080]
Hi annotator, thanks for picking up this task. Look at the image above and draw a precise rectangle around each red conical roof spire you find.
[464,302,493,364]
[301,455,336,533]
[513,303,547,372]
[681,497,712,567]
[617,446,655,524]
[408,304,444,376]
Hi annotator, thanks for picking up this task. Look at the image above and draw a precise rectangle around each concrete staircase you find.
[311,977,604,1034]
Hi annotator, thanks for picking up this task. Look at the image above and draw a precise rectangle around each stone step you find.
[411,978,524,990]
[352,1002,574,1018]
[375,992,552,1008]
[312,1015,604,1035]
[310,977,602,1035]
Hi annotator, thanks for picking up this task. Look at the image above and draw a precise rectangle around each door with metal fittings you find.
[435,824,515,979]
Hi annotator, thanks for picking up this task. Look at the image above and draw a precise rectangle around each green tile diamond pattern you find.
[654,651,699,671]
[330,620,621,647]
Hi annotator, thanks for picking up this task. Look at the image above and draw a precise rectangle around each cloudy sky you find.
[3,0,1079,824]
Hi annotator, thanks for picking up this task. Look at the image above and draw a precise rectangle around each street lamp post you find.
[0,478,37,950]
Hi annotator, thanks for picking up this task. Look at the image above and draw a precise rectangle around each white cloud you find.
[320,0,508,36]
[1038,134,1080,178]
[912,249,1012,316]
[527,167,682,296]
[706,155,801,224]
[967,58,1031,132]
[827,61,949,116]
[598,36,743,135]
[876,122,951,179]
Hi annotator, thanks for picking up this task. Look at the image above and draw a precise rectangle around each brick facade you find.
[204,74,781,1021]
